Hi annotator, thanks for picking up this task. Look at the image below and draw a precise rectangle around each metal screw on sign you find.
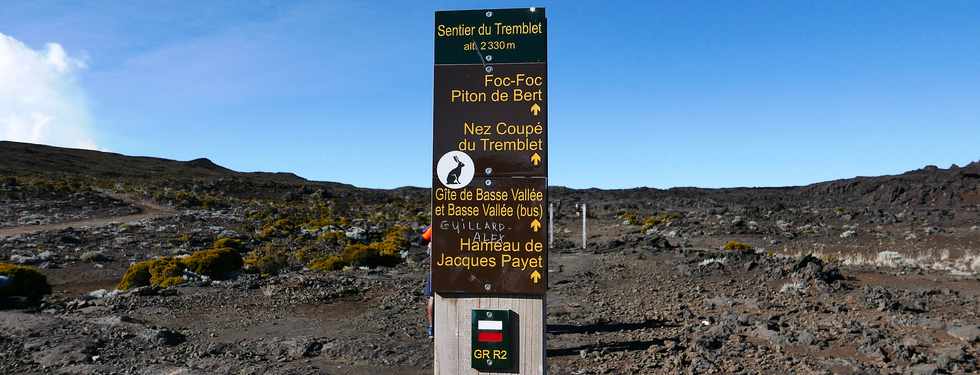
[486,311,492,318]
[485,167,492,175]
[485,180,492,186]
[484,283,492,291]
[485,11,492,17]
[487,359,493,365]
[485,66,493,73]
[485,55,493,62]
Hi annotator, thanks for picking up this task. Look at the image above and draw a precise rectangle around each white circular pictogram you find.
[436,151,474,189]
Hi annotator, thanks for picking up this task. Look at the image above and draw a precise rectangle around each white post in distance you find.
[548,202,554,248]
[581,203,587,249]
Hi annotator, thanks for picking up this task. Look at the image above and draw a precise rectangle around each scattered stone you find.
[140,328,186,346]
[80,250,111,262]
[9,254,40,264]
[946,324,980,343]
[909,364,940,375]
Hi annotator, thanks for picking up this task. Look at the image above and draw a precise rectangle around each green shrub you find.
[259,218,295,239]
[182,247,243,280]
[308,255,347,271]
[641,212,682,231]
[316,231,347,247]
[117,258,186,290]
[305,225,408,273]
[723,240,753,252]
[0,263,52,301]
[342,243,401,268]
[246,253,289,276]
[374,225,409,256]
[621,212,640,225]
[213,237,244,251]
[119,247,244,289]
[243,243,290,276]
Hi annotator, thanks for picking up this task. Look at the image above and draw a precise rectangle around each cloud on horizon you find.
[0,33,99,150]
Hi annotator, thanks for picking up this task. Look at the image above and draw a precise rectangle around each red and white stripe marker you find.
[476,319,504,343]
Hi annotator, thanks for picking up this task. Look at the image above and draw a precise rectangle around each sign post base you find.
[434,293,545,374]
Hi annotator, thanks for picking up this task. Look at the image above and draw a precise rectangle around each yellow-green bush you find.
[259,218,295,239]
[0,263,52,301]
[117,257,186,290]
[723,240,753,252]
[308,255,347,271]
[621,212,640,225]
[316,231,347,247]
[118,247,244,289]
[213,237,244,251]
[308,242,401,272]
[244,253,289,276]
[641,212,682,231]
[374,225,409,256]
[302,216,335,231]
[182,247,243,280]
[340,244,393,267]
[243,243,289,276]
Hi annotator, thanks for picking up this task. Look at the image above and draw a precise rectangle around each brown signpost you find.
[432,7,547,374]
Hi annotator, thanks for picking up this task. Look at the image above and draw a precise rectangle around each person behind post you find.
[421,225,433,338]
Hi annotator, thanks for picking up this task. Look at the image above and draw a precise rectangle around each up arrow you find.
[530,153,542,166]
[530,103,541,116]
[530,270,541,284]
[530,219,542,232]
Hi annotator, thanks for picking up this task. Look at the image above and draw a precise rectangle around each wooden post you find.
[434,294,546,374]
[432,8,548,374]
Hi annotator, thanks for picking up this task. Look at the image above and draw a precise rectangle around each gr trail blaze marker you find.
[471,309,516,372]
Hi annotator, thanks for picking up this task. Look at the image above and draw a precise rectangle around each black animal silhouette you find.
[447,155,464,185]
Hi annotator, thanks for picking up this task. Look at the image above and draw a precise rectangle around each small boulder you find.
[80,251,111,263]
[946,324,980,343]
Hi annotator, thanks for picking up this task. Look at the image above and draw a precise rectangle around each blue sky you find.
[2,1,978,189]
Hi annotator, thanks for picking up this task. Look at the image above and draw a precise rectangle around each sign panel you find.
[433,63,547,178]
[431,177,547,294]
[435,8,546,65]
[433,7,547,296]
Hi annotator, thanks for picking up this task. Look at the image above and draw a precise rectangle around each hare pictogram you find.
[447,156,464,185]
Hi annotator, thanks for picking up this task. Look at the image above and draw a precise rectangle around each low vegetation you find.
[308,225,409,271]
[0,263,52,301]
[118,246,244,290]
[182,247,243,279]
[723,240,753,252]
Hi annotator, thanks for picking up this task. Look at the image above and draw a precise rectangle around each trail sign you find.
[431,177,547,295]
[432,7,548,296]
[433,63,547,178]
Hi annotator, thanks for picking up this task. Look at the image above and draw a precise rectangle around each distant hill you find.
[2,140,976,209]
[0,141,308,184]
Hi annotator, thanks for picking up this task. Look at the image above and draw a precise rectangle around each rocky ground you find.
[0,142,977,374]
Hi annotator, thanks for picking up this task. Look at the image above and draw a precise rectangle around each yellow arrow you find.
[531,153,542,166]
[530,219,542,232]
[530,103,541,116]
[530,270,541,284]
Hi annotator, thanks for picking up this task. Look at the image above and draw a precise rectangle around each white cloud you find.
[0,33,99,150]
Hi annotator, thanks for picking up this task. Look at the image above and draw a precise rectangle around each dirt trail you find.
[0,190,177,237]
